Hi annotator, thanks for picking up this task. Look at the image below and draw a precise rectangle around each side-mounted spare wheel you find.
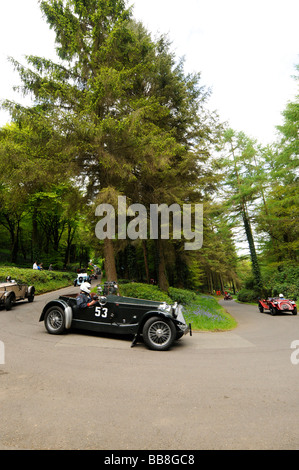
[44,305,66,334]
[28,286,35,303]
[142,315,176,351]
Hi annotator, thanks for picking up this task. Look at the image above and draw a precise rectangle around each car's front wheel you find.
[270,305,277,316]
[5,294,14,311]
[142,316,176,351]
[44,306,66,334]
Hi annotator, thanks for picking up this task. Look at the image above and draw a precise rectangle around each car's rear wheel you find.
[44,306,66,334]
[142,316,176,351]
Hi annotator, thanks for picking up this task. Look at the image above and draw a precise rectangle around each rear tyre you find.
[44,306,66,334]
[142,316,176,351]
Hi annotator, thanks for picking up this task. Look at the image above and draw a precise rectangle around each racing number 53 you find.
[95,306,108,318]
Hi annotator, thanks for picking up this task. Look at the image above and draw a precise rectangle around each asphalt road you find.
[1,286,299,450]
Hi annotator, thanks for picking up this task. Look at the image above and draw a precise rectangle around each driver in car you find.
[76,282,98,308]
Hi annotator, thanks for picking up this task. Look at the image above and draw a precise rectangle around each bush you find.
[118,283,202,305]
[168,287,196,305]
[237,288,259,303]
[119,282,172,303]
[0,266,75,294]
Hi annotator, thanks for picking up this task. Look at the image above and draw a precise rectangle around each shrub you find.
[168,287,196,305]
[119,282,172,303]
[0,266,74,294]
[237,288,259,303]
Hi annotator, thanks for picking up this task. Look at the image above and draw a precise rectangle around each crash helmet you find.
[279,293,284,298]
[80,282,91,294]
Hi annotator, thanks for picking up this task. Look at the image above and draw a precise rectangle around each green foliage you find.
[237,288,259,303]
[119,282,172,302]
[0,266,74,294]
[263,264,299,300]
[168,287,196,305]
[218,129,263,291]
[255,67,299,269]
[1,0,297,296]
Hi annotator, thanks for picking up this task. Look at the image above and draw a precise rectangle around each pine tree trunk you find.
[31,207,39,262]
[209,272,214,293]
[104,238,118,281]
[241,208,263,290]
[155,238,169,292]
[11,221,20,264]
[142,240,150,283]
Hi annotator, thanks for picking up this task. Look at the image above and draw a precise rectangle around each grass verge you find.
[182,294,237,331]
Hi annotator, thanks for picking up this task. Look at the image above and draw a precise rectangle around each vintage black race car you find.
[39,293,191,351]
[258,297,297,316]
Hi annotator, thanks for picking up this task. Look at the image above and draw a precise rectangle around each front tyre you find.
[44,306,66,334]
[5,295,14,311]
[270,306,277,316]
[142,316,176,351]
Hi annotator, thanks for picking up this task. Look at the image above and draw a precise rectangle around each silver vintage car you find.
[0,277,35,310]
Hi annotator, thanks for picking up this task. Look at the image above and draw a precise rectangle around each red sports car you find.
[258,297,297,316]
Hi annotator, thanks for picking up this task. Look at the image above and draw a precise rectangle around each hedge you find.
[0,266,75,294]
[237,288,259,303]
[119,282,172,303]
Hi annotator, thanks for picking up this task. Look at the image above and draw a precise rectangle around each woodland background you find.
[0,0,298,301]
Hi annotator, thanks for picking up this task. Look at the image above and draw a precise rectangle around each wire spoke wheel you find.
[149,321,171,345]
[143,316,176,351]
[49,310,63,329]
[45,306,65,334]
